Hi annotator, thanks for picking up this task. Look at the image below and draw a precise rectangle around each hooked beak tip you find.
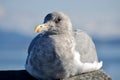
[35,25,41,33]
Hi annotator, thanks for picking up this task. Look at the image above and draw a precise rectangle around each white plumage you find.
[25,12,102,80]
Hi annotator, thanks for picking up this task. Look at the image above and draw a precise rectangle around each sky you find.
[0,0,120,38]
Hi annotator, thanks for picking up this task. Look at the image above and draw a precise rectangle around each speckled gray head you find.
[35,12,72,34]
[26,12,103,80]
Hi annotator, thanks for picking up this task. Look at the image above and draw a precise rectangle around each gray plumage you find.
[25,12,102,80]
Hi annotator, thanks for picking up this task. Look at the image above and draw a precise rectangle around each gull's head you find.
[35,12,72,34]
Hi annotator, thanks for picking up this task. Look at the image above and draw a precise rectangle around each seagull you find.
[25,12,103,80]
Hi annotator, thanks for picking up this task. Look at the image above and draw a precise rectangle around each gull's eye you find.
[55,18,61,23]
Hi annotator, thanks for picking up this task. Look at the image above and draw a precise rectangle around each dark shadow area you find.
[0,70,36,80]
[0,70,111,80]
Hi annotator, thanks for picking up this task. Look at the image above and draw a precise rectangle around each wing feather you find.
[74,29,98,63]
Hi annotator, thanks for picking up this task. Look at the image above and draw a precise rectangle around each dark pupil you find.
[55,18,61,23]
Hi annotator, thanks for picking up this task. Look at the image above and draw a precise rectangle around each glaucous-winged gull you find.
[25,12,102,80]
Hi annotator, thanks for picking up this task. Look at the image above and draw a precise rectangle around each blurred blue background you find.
[0,0,120,80]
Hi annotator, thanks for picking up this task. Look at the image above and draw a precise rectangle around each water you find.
[0,39,120,80]
[95,42,120,80]
[0,48,27,70]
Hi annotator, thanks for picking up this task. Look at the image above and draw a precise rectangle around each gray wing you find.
[28,34,42,54]
[26,34,42,65]
[26,33,65,79]
[74,29,98,63]
[27,33,57,64]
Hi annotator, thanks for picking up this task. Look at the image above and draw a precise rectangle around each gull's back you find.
[74,29,98,63]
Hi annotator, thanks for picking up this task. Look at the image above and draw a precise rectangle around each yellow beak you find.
[34,24,48,33]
